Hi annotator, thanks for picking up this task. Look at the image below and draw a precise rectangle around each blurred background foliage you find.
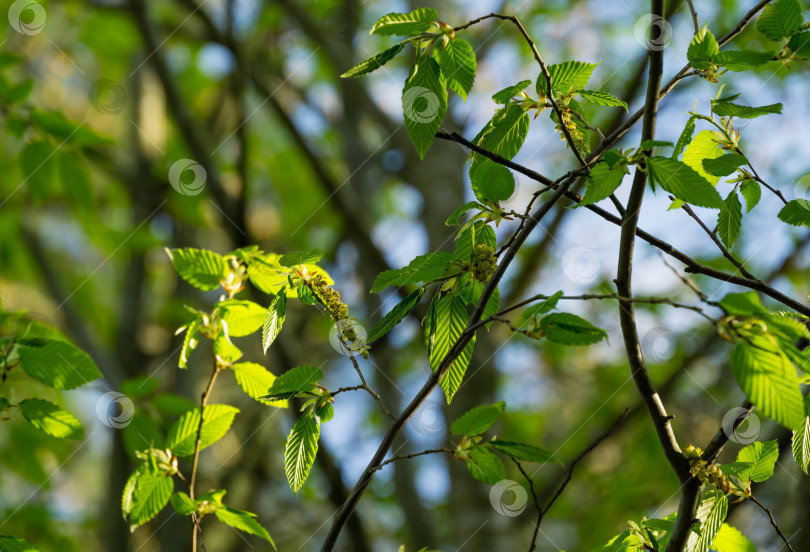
[1,0,809,550]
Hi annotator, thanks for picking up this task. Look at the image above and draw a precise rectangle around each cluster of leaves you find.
[0,312,102,550]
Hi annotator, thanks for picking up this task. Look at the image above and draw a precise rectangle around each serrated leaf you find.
[341,42,407,78]
[733,337,804,429]
[166,248,229,291]
[522,291,563,320]
[169,492,198,515]
[736,439,779,482]
[128,473,173,527]
[470,159,515,202]
[788,30,810,54]
[178,319,200,369]
[263,365,322,401]
[19,399,83,440]
[703,153,748,177]
[370,7,438,36]
[717,191,743,249]
[17,339,102,389]
[445,201,481,226]
[778,200,810,228]
[740,180,761,212]
[682,130,724,185]
[647,156,725,209]
[489,440,558,463]
[402,56,447,159]
[213,334,242,363]
[465,446,506,484]
[428,294,474,403]
[536,61,598,96]
[711,524,757,552]
[711,101,782,119]
[122,468,142,519]
[215,506,276,547]
[686,489,727,552]
[451,402,505,436]
[367,288,426,344]
[232,362,286,407]
[757,0,802,40]
[219,299,266,337]
[0,536,40,552]
[492,80,532,104]
[673,115,698,160]
[279,249,323,267]
[20,141,56,203]
[719,461,753,477]
[641,140,674,150]
[371,251,452,292]
[471,104,530,166]
[539,312,607,345]
[792,416,810,474]
[719,291,768,316]
[714,50,775,71]
[262,293,286,352]
[577,161,625,207]
[435,39,476,101]
[576,89,627,111]
[165,404,240,457]
[285,414,319,493]
[687,25,720,70]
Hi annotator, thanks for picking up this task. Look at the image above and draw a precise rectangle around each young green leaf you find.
[682,130,724,186]
[492,80,532,104]
[178,318,201,369]
[736,439,779,482]
[711,100,782,119]
[469,159,515,203]
[428,294,474,402]
[702,153,747,177]
[17,339,102,389]
[279,249,323,267]
[711,524,757,552]
[285,414,319,493]
[263,365,323,401]
[718,291,768,316]
[536,61,598,96]
[687,25,720,70]
[777,200,810,228]
[733,337,804,429]
[434,38,476,101]
[740,180,761,212]
[577,161,625,207]
[445,201,482,226]
[166,248,229,291]
[0,536,40,552]
[169,491,198,515]
[213,334,242,363]
[19,399,83,440]
[471,104,530,166]
[719,461,754,478]
[788,30,810,55]
[262,292,286,352]
[713,50,774,71]
[165,404,240,456]
[232,362,286,407]
[685,489,727,552]
[341,42,407,78]
[522,291,563,320]
[576,89,627,111]
[451,402,505,436]
[792,416,810,474]
[640,140,674,151]
[370,8,438,36]
[367,288,426,344]
[402,56,447,159]
[219,299,266,337]
[717,191,743,250]
[647,156,725,209]
[466,446,506,484]
[672,115,698,159]
[215,506,276,547]
[371,251,452,292]
[20,141,56,203]
[128,472,173,527]
[538,312,607,345]
[489,440,558,464]
[756,0,803,41]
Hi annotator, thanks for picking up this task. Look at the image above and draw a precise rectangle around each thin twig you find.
[511,460,542,552]
[684,0,700,33]
[347,353,394,420]
[332,385,366,396]
[748,495,797,552]
[375,448,455,471]
[659,252,710,303]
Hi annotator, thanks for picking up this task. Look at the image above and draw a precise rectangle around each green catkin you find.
[472,244,497,282]
[684,445,732,494]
